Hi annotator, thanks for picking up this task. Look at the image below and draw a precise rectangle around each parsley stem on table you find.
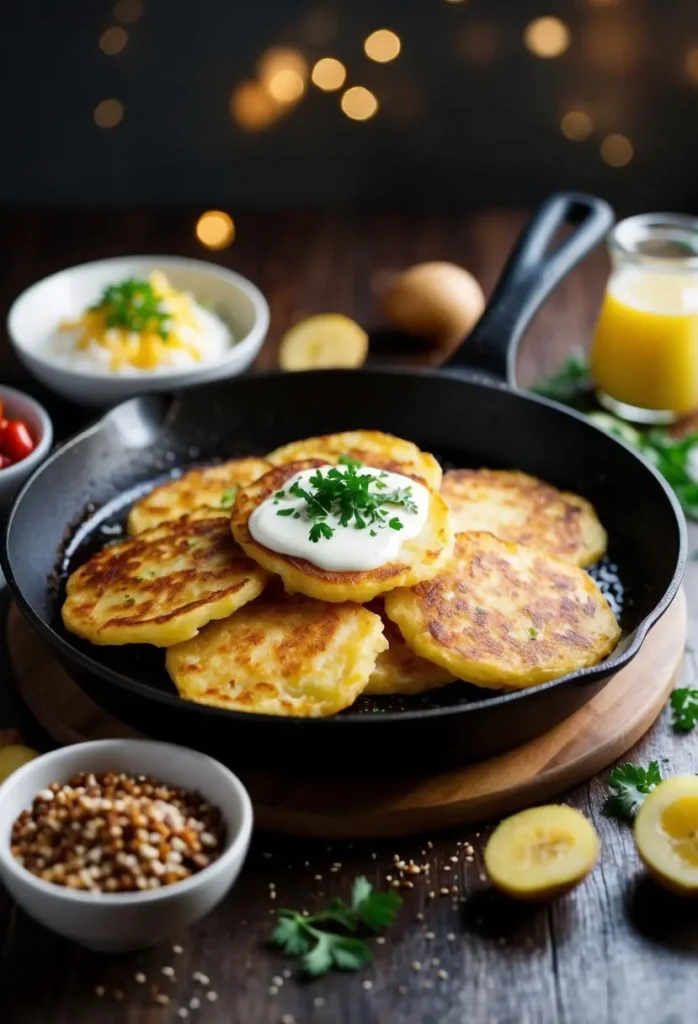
[602,761,662,821]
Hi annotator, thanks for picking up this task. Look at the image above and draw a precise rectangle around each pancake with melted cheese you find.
[384,531,620,690]
[440,469,607,567]
[230,460,454,603]
[266,431,442,489]
[62,509,268,647]
[166,592,387,717]
[127,457,270,535]
[364,602,454,696]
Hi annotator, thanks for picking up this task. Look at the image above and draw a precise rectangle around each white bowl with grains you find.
[0,739,253,952]
[7,256,270,406]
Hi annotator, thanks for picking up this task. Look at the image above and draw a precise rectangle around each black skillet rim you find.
[1,366,688,729]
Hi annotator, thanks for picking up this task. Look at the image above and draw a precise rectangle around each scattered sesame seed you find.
[450,856,458,863]
[362,980,373,990]
[94,986,105,997]
[161,966,175,978]
[371,852,377,860]
[427,841,433,849]
[443,865,452,872]
[134,972,147,984]
[177,1010,189,1019]
[269,986,278,996]
[173,944,184,954]
[411,961,422,972]
[272,976,284,987]
[376,936,386,944]
[415,912,424,921]
[330,866,339,872]
[268,882,276,889]
[270,892,277,899]
[403,880,414,889]
[447,932,456,941]
[422,980,433,990]
[304,861,309,867]
[189,997,201,1009]
[206,991,218,1002]
[428,891,436,899]
[282,969,292,979]
[113,991,124,1001]
[440,887,450,895]
[386,875,393,882]
[197,973,210,986]
[431,957,440,967]
[425,931,435,940]
[314,997,326,1007]
[437,969,449,980]
[314,874,322,881]
[465,855,474,863]
[451,886,459,894]
[155,994,170,1005]
[281,1015,296,1024]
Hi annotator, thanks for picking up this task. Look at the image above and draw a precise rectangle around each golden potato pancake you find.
[231,461,454,603]
[266,431,442,489]
[127,457,270,535]
[384,531,620,690]
[166,592,387,717]
[440,469,607,567]
[364,602,454,696]
[62,510,268,648]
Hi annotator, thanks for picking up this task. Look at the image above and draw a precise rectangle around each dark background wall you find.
[2,0,697,211]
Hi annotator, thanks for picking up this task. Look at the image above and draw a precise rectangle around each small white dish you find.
[0,385,53,511]
[0,739,253,952]
[7,255,270,406]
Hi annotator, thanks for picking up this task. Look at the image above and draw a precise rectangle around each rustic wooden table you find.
[0,209,696,1024]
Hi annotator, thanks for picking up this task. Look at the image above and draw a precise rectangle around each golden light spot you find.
[94,99,124,128]
[196,211,235,250]
[600,133,633,167]
[341,86,379,121]
[267,68,306,104]
[99,26,128,55]
[311,57,346,91]
[444,0,467,4]
[113,0,142,24]
[524,17,570,59]
[561,110,593,141]
[230,81,281,131]
[686,47,698,84]
[364,29,401,63]
[258,47,308,87]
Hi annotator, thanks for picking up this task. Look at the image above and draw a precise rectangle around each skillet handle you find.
[443,192,615,384]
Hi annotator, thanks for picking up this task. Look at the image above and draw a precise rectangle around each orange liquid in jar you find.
[589,270,698,415]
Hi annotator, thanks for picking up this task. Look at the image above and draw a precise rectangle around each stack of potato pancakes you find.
[62,431,620,718]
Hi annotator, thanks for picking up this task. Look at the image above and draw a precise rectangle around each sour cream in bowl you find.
[7,256,269,406]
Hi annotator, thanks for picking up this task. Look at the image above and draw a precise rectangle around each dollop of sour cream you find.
[249,464,430,572]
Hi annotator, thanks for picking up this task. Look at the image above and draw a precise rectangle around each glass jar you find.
[589,213,698,424]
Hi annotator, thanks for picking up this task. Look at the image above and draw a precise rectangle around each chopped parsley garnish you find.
[602,761,662,820]
[89,278,171,339]
[528,626,539,638]
[271,876,401,977]
[275,458,418,542]
[220,488,236,509]
[670,688,698,732]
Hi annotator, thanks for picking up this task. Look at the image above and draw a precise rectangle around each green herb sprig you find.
[670,688,698,732]
[271,876,401,977]
[602,761,662,821]
[90,278,171,339]
[277,456,418,543]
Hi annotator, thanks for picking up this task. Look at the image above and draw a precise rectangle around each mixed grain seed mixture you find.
[10,771,225,892]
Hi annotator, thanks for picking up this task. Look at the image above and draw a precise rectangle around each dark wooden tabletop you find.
[0,209,696,1024]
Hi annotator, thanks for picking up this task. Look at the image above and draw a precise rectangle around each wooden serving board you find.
[5,592,686,839]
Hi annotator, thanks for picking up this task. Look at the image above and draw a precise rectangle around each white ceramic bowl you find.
[0,739,253,952]
[0,385,53,511]
[7,255,270,406]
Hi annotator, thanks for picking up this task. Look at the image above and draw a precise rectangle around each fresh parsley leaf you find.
[388,517,403,531]
[220,488,236,509]
[90,278,171,339]
[528,626,539,638]
[532,353,592,406]
[671,688,698,732]
[603,761,662,820]
[276,508,295,517]
[338,455,362,469]
[310,522,334,542]
[270,878,401,978]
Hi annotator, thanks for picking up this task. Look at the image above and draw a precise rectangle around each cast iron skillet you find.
[1,193,687,770]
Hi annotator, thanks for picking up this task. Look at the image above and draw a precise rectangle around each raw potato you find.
[278,313,368,370]
[0,745,39,784]
[381,261,485,347]
[634,775,698,896]
[484,805,600,900]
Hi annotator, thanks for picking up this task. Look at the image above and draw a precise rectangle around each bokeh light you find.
[311,58,347,92]
[99,27,128,55]
[113,0,142,24]
[258,47,308,88]
[561,110,593,141]
[685,46,698,84]
[196,211,235,250]
[524,17,570,59]
[364,29,401,63]
[267,69,306,103]
[93,99,124,128]
[230,82,281,131]
[341,86,379,121]
[600,134,633,167]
